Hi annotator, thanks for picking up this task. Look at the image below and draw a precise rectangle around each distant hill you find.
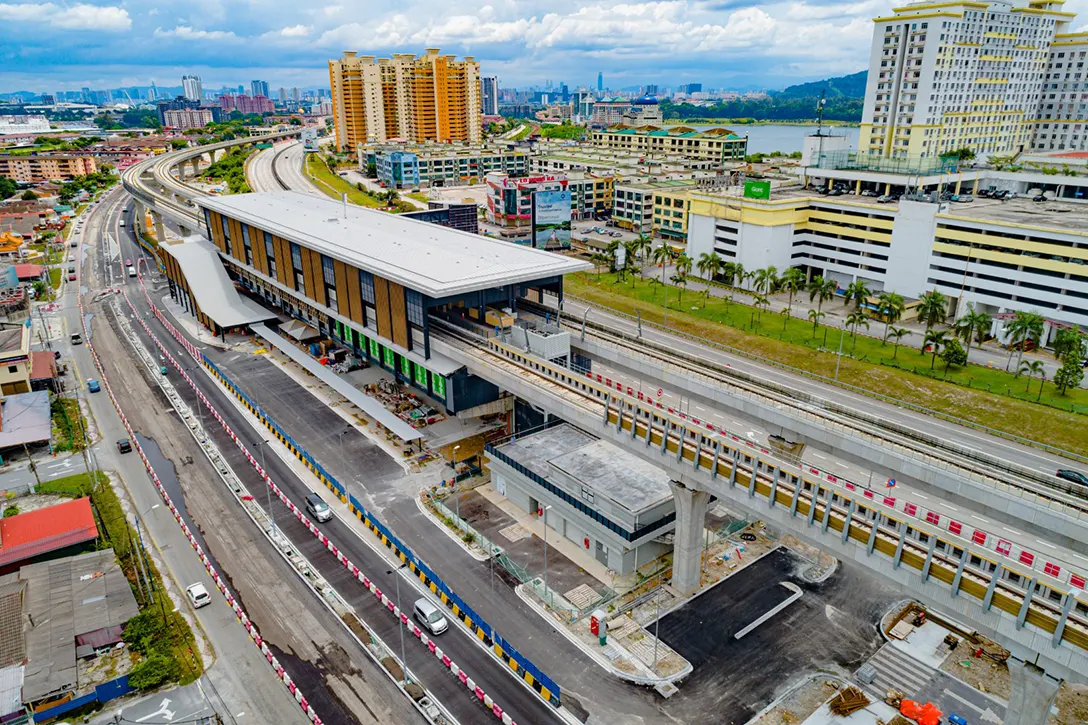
[777,71,867,100]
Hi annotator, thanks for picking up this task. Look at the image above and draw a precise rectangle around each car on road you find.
[67,273,76,281]
[413,598,448,635]
[87,379,100,393]
[70,240,78,248]
[70,333,82,345]
[116,439,132,454]
[186,583,211,609]
[1057,469,1088,487]
[67,265,75,274]
[125,259,132,268]
[305,493,333,522]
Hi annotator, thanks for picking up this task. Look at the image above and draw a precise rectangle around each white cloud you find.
[153,24,238,40]
[265,24,312,38]
[322,4,343,15]
[0,2,131,31]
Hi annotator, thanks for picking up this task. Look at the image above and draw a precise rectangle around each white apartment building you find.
[0,115,50,136]
[859,0,1072,159]
[1035,32,1088,151]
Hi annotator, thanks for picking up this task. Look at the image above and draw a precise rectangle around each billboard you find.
[531,189,572,250]
[301,127,319,152]
[743,179,771,200]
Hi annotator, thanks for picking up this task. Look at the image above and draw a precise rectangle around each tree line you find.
[660,97,863,124]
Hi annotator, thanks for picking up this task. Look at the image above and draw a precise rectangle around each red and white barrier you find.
[125,276,522,724]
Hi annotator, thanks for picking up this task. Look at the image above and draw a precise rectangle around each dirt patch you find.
[749,678,840,725]
[1049,681,1088,725]
[940,649,1011,700]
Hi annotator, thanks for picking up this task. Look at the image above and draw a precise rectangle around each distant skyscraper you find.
[39,94,55,106]
[278,87,287,102]
[480,76,499,115]
[251,80,269,98]
[290,87,300,102]
[148,82,158,101]
[645,84,658,96]
[236,84,245,96]
[182,75,202,101]
[597,72,603,93]
[80,87,91,103]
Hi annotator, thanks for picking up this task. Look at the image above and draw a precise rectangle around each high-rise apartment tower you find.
[481,76,499,115]
[328,49,482,151]
[182,75,203,102]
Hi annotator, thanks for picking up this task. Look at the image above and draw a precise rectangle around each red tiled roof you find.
[0,497,98,566]
[28,351,55,381]
[14,264,43,280]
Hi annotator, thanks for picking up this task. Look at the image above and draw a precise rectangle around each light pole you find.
[184,366,205,431]
[542,504,552,607]
[134,504,160,600]
[389,564,409,683]
[253,439,275,538]
[336,429,351,478]
[834,322,846,382]
[451,444,461,521]
[652,587,661,673]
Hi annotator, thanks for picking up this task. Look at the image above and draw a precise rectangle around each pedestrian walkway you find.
[862,643,938,697]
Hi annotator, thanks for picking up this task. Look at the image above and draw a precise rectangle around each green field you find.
[567,272,1088,456]
[305,156,417,213]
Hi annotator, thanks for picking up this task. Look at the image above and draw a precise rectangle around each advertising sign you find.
[531,189,572,250]
[301,127,319,152]
[743,180,771,200]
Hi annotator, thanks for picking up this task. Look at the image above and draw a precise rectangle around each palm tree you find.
[635,234,653,265]
[845,310,870,351]
[845,279,872,312]
[590,252,609,280]
[1004,310,1046,374]
[923,329,950,369]
[721,261,738,287]
[648,276,663,296]
[733,263,747,290]
[675,253,693,279]
[973,312,993,350]
[780,267,806,319]
[917,289,948,331]
[1019,359,1046,397]
[697,251,721,283]
[876,291,906,344]
[887,327,910,359]
[753,266,779,296]
[954,305,992,352]
[752,293,769,324]
[808,308,825,337]
[808,276,837,319]
[604,240,621,274]
[670,273,687,303]
[623,240,641,285]
[651,242,672,270]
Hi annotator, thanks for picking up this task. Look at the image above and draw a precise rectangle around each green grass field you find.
[568,271,1088,456]
[306,155,383,207]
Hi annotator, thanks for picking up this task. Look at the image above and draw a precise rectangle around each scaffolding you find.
[813,149,961,176]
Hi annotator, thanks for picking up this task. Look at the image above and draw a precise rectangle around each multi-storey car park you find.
[361,142,530,189]
[123,137,1088,717]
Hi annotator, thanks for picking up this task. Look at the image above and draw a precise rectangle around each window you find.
[359,270,375,304]
[264,232,276,278]
[6,366,16,374]
[220,215,231,245]
[406,289,424,326]
[240,224,253,266]
[290,243,303,271]
[322,255,335,285]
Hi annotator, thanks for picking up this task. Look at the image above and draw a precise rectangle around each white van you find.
[127,267,137,278]
[413,598,448,635]
[119,219,126,227]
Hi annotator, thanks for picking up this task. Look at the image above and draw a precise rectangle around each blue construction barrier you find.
[34,676,131,722]
[200,355,563,706]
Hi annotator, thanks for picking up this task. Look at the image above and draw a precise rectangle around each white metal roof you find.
[196,191,591,298]
[159,238,278,329]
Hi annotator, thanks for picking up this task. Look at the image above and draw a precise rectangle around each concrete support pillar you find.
[983,565,1002,610]
[691,437,701,470]
[921,537,937,581]
[866,518,878,554]
[659,421,669,455]
[728,450,738,488]
[807,487,820,525]
[1006,662,1061,725]
[631,409,640,439]
[601,394,611,425]
[644,415,654,446]
[768,469,780,509]
[893,529,906,567]
[179,224,191,237]
[1052,590,1077,648]
[747,459,758,497]
[821,493,832,532]
[711,442,720,480]
[1016,578,1035,629]
[675,430,684,462]
[951,551,968,596]
[789,479,801,516]
[615,399,624,433]
[840,499,855,542]
[152,211,166,246]
[669,482,711,597]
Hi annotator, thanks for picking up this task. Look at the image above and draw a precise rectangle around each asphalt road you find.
[654,548,899,724]
[92,679,214,724]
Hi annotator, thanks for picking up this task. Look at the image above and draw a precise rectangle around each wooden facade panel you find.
[388,281,408,348]
[252,227,268,276]
[344,264,363,324]
[227,217,245,262]
[301,248,318,302]
[308,249,326,306]
[373,276,392,339]
[274,236,292,288]
[334,260,349,316]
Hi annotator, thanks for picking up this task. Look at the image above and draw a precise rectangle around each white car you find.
[185,583,212,609]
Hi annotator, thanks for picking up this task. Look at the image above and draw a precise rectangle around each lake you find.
[681,123,860,154]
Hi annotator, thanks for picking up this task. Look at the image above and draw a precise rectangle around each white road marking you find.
[812,453,827,460]
[944,504,958,511]
[1004,527,1024,536]
[914,493,929,500]
[1037,540,1057,549]
[971,515,989,523]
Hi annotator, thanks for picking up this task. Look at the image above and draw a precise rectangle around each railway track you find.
[517,299,1088,516]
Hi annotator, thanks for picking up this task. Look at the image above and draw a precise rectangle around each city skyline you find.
[0,0,889,93]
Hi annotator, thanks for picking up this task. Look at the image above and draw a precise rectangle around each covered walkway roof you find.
[250,323,424,441]
[160,238,277,329]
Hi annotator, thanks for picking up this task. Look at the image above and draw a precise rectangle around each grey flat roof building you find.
[197,191,591,298]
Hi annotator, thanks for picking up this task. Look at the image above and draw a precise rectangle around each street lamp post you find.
[542,504,553,607]
[834,322,846,382]
[336,429,351,478]
[389,564,408,683]
[652,588,661,673]
[253,440,275,538]
[451,444,461,522]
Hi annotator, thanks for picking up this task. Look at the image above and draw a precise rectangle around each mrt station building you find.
[159,191,589,416]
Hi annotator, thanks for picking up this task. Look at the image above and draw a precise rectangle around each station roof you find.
[197,192,592,298]
[159,238,279,329]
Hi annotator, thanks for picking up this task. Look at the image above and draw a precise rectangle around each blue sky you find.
[0,0,896,93]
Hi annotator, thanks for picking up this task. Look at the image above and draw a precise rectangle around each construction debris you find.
[828,686,870,716]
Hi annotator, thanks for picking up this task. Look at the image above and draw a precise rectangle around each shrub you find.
[129,653,179,690]
[2,506,17,518]
[123,612,167,654]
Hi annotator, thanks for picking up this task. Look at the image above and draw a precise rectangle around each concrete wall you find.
[885,199,938,298]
